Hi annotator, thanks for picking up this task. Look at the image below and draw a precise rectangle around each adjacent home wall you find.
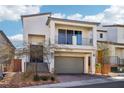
[106,27,118,43]
[117,27,124,43]
[97,31,107,41]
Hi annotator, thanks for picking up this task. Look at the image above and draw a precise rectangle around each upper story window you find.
[100,33,103,38]
[58,29,82,45]
[75,31,82,45]
[58,29,66,44]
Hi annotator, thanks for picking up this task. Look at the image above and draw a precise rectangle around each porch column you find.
[93,27,97,48]
[90,52,96,74]
[84,55,89,73]
[49,51,55,73]
[49,21,55,45]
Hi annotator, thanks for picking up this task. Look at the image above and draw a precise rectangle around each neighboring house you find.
[21,13,100,74]
[0,30,15,72]
[97,25,124,67]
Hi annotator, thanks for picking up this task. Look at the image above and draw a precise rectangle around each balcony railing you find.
[55,37,93,46]
[104,56,124,65]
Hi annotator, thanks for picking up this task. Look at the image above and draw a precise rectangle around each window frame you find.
[58,29,83,45]
[100,33,103,38]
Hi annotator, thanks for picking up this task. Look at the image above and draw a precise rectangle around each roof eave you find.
[21,12,52,18]
[0,30,15,49]
[46,17,100,26]
[103,24,124,27]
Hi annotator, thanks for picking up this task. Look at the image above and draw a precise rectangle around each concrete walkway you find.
[26,77,124,88]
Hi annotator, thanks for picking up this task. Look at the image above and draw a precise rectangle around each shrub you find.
[96,63,101,69]
[40,76,49,81]
[33,75,40,81]
[21,72,33,81]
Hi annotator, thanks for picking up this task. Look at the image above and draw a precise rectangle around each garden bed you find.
[0,72,58,88]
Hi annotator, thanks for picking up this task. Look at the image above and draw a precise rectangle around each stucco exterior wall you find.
[23,14,98,74]
[23,14,51,45]
[117,27,124,43]
[115,48,124,59]
[97,31,107,41]
[28,34,45,44]
[106,27,117,42]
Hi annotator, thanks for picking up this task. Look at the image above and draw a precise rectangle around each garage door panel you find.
[55,57,84,74]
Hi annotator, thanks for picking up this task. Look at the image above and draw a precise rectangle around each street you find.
[70,81,124,88]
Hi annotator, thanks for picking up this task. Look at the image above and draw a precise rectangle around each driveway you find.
[56,74,107,82]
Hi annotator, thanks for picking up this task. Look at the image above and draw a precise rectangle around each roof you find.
[0,30,15,49]
[46,17,100,25]
[97,40,124,46]
[97,30,107,32]
[103,24,124,27]
[21,12,51,18]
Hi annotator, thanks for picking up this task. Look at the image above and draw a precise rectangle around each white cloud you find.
[52,13,66,18]
[8,34,23,48]
[8,34,23,41]
[83,13,104,22]
[0,5,41,21]
[67,13,83,20]
[51,6,124,25]
[82,6,124,24]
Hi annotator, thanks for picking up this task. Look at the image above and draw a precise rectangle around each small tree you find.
[16,41,51,76]
[97,42,110,64]
[30,42,51,76]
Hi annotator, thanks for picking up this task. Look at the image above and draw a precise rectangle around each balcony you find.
[55,37,93,46]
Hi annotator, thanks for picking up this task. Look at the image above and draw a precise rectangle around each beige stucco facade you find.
[22,13,99,74]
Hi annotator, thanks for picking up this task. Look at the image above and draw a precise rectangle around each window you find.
[67,30,73,44]
[100,33,103,38]
[30,45,43,63]
[75,31,82,45]
[58,29,66,44]
[58,29,82,45]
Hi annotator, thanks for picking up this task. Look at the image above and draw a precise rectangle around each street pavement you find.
[70,81,124,88]
[25,74,124,88]
[27,78,123,88]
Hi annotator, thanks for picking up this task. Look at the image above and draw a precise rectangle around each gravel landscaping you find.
[0,72,58,88]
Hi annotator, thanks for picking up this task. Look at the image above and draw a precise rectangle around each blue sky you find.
[1,5,122,47]
[41,5,109,16]
[0,5,109,36]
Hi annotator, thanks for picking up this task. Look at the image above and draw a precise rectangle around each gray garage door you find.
[55,57,84,74]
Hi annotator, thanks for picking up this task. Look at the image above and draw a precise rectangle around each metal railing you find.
[55,37,93,46]
[109,56,119,65]
[119,59,124,65]
[103,56,124,65]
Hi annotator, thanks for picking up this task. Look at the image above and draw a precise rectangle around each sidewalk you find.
[26,77,124,88]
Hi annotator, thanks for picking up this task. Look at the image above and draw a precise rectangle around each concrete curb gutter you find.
[26,78,124,88]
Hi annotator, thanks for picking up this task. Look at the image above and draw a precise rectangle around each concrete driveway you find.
[56,74,107,82]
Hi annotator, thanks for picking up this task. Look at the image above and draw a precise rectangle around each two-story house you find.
[97,24,124,67]
[0,30,15,72]
[22,13,100,74]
